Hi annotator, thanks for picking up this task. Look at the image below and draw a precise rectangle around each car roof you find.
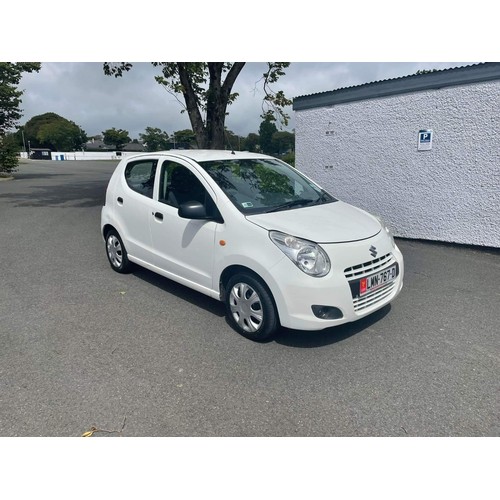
[129,149,274,163]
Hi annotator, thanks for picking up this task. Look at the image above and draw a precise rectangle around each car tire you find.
[105,229,133,273]
[224,273,279,341]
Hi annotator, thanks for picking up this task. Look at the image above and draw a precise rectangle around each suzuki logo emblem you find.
[369,245,377,258]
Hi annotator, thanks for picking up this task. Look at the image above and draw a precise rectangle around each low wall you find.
[20,151,141,161]
[49,151,139,161]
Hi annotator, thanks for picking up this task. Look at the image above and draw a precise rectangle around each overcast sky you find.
[18,61,478,140]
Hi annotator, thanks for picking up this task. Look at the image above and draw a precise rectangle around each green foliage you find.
[223,129,245,151]
[260,63,293,126]
[0,63,40,174]
[271,130,295,155]
[38,120,86,151]
[139,127,170,151]
[281,151,295,167]
[172,129,197,148]
[0,62,41,136]
[102,128,131,150]
[0,134,21,174]
[243,133,260,152]
[259,117,278,154]
[24,112,87,150]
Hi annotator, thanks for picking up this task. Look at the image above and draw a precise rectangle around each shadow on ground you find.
[11,172,71,181]
[273,305,391,348]
[132,264,391,347]
[132,266,226,318]
[0,179,107,208]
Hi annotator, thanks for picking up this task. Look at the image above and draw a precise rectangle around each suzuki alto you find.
[101,150,404,340]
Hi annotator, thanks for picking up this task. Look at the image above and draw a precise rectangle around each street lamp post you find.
[21,130,27,154]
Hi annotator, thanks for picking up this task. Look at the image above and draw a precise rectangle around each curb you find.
[0,176,14,182]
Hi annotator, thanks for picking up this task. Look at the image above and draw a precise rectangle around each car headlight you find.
[375,216,395,247]
[269,231,330,277]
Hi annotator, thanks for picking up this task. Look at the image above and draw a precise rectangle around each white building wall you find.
[295,81,500,247]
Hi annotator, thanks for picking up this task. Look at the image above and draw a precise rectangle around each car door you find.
[149,158,220,293]
[114,157,158,262]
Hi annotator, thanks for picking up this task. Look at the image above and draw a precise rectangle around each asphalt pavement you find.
[0,159,498,437]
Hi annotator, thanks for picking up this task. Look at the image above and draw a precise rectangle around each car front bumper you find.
[266,232,404,331]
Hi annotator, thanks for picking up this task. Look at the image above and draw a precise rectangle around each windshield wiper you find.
[265,199,315,213]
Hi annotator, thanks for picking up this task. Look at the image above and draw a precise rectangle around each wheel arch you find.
[219,265,280,323]
[102,223,118,240]
[219,265,258,300]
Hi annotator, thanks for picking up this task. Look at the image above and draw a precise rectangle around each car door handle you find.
[153,211,163,221]
[117,197,123,205]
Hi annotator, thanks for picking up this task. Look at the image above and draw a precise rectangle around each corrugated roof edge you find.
[292,63,500,110]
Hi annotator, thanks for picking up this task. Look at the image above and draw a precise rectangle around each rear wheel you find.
[224,273,279,341]
[105,229,132,273]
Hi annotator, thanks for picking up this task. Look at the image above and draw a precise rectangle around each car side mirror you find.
[178,201,211,220]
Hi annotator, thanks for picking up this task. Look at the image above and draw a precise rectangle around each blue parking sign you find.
[418,129,433,150]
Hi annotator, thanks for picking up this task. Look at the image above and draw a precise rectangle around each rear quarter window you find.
[124,160,158,198]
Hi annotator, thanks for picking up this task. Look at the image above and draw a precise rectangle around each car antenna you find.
[224,129,236,155]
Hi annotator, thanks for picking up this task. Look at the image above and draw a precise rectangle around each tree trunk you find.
[177,63,209,148]
[180,62,246,149]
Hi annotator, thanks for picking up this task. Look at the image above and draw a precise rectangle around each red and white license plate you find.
[360,265,397,295]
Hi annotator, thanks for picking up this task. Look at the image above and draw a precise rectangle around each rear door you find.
[114,157,158,262]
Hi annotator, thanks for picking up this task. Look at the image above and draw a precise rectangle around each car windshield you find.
[198,158,337,215]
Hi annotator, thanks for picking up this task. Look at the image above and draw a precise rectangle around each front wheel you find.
[105,229,133,273]
[224,273,279,341]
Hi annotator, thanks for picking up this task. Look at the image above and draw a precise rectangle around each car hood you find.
[246,201,381,243]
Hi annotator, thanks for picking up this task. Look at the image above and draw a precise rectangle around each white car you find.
[101,150,404,341]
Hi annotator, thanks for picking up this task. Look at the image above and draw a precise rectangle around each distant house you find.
[85,137,146,152]
[122,141,146,152]
[85,137,113,151]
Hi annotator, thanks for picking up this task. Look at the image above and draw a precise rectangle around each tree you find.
[102,128,131,150]
[243,133,260,152]
[172,129,197,149]
[24,113,87,151]
[139,127,170,152]
[0,63,41,135]
[271,130,295,156]
[259,117,278,155]
[0,62,41,173]
[224,129,245,151]
[24,112,87,151]
[103,62,291,149]
[0,134,21,174]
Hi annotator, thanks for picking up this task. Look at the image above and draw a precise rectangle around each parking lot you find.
[0,160,498,436]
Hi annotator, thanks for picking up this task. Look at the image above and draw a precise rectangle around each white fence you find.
[20,151,140,161]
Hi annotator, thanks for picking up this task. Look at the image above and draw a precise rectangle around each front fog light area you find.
[269,231,330,277]
[311,305,344,320]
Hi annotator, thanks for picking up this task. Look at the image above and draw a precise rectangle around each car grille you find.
[351,280,397,312]
[344,253,398,312]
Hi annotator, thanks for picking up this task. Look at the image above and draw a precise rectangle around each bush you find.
[281,151,295,167]
[0,135,20,175]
